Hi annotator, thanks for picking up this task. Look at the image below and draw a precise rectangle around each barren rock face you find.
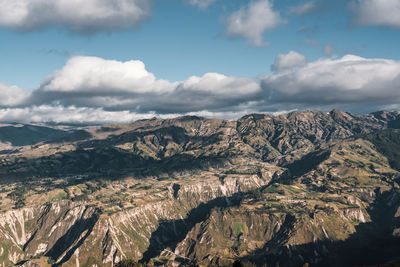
[0,110,399,266]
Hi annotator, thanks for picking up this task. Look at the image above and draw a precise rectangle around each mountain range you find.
[0,110,400,266]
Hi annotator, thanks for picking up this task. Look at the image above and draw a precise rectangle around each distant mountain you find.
[0,110,399,267]
[0,124,69,146]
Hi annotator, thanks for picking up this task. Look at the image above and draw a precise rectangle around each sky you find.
[0,0,400,124]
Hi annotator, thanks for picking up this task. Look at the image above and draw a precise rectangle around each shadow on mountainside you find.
[282,149,331,179]
[237,188,400,267]
[363,129,400,172]
[0,126,229,183]
[139,192,245,264]
[78,126,222,150]
[0,125,69,146]
[45,207,101,266]
[0,149,229,184]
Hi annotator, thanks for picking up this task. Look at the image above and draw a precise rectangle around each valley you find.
[0,110,399,266]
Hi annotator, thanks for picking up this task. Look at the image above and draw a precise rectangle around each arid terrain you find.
[0,110,400,267]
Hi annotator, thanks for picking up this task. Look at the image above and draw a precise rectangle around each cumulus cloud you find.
[0,83,29,107]
[185,0,217,9]
[226,0,284,46]
[272,51,307,72]
[2,54,400,124]
[262,54,400,107]
[288,2,317,15]
[0,0,152,33]
[40,56,173,94]
[28,56,261,114]
[352,0,400,28]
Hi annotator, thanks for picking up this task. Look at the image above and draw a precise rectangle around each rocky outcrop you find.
[0,110,399,266]
[0,171,270,266]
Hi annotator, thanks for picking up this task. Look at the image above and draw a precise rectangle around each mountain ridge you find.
[0,109,399,266]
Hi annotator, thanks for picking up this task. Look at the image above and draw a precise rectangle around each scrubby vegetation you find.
[364,129,400,171]
[0,111,399,266]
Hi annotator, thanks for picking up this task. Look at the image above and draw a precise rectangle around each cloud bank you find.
[262,54,400,106]
[1,53,400,124]
[28,56,260,116]
[0,0,152,33]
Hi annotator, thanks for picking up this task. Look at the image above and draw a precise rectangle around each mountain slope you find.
[0,110,399,267]
[0,124,69,147]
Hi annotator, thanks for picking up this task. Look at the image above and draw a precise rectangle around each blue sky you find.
[0,0,400,124]
[1,0,399,88]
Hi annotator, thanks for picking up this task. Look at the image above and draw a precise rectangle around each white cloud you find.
[0,82,29,107]
[0,0,152,33]
[185,0,217,9]
[272,51,307,72]
[0,105,160,124]
[2,54,400,124]
[226,0,284,46]
[352,0,400,28]
[28,56,261,114]
[0,105,259,124]
[41,57,259,98]
[41,56,174,94]
[262,55,400,106]
[180,73,260,96]
[288,2,316,15]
